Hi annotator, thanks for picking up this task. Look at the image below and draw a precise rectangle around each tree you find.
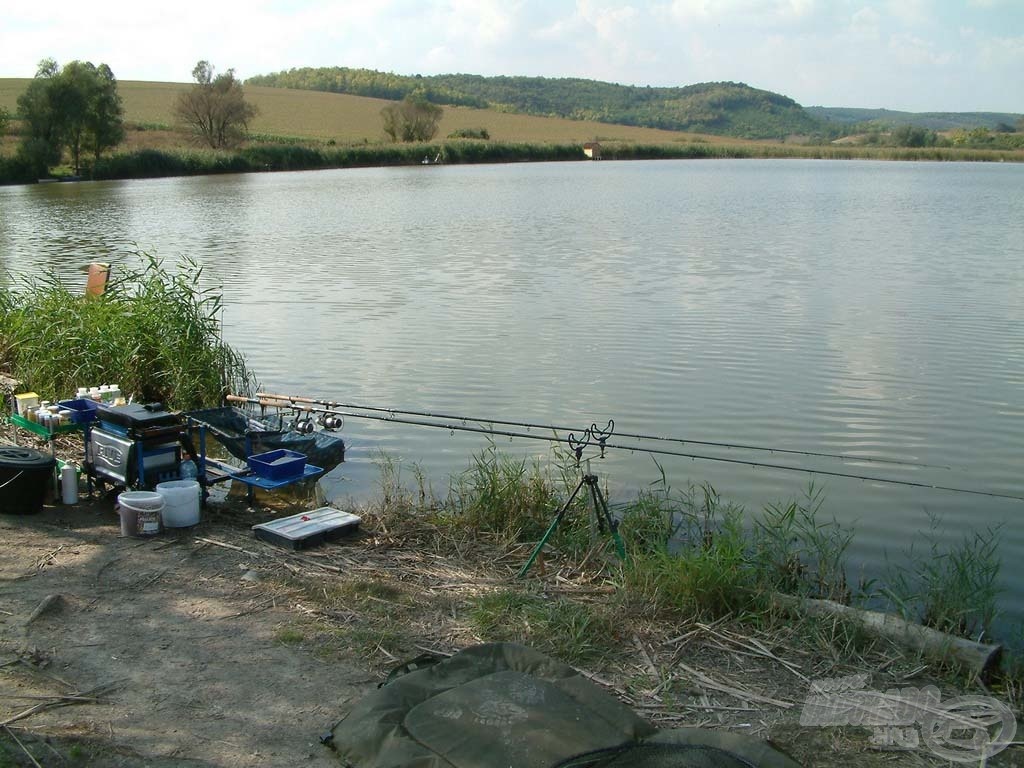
[381,93,443,142]
[15,58,124,177]
[84,63,125,166]
[0,106,10,136]
[17,60,64,177]
[174,61,258,149]
[891,125,935,148]
[56,61,124,175]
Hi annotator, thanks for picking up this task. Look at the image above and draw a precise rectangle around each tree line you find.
[1,59,442,181]
[2,59,267,179]
[247,67,823,140]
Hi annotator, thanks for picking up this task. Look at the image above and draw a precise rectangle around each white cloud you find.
[666,0,817,25]
[883,0,930,27]
[1,0,1020,111]
[887,32,955,68]
[850,7,881,39]
[960,27,1024,70]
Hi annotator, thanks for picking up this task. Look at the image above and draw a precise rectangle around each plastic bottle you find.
[179,458,198,480]
[61,464,78,505]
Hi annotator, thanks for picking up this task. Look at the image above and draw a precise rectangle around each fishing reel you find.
[319,413,344,431]
[292,415,315,434]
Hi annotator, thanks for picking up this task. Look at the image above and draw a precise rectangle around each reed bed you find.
[0,252,254,409]
[372,445,1007,652]
[71,139,1024,184]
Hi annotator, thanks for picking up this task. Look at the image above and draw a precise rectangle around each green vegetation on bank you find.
[378,443,1006,647]
[2,75,1023,185]
[0,139,1011,185]
[247,68,824,140]
[0,253,254,409]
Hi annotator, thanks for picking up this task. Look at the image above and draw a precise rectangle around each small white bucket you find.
[117,491,164,537]
[156,480,201,528]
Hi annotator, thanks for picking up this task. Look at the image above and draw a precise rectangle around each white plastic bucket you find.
[117,491,164,537]
[156,480,201,528]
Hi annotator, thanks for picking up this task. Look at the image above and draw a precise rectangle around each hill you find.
[0,78,736,147]
[246,68,824,140]
[807,106,1023,132]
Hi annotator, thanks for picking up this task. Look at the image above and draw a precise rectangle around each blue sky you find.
[3,1,1022,112]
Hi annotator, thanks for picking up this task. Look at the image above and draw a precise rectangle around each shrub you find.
[0,251,255,408]
[448,127,490,140]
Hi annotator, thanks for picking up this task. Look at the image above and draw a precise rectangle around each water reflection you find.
[1,159,1022,616]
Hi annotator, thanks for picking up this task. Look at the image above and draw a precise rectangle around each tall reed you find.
[0,252,255,409]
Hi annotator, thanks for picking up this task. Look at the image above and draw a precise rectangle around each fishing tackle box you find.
[252,507,361,550]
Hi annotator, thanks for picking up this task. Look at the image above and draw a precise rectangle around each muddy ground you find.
[1,488,1021,767]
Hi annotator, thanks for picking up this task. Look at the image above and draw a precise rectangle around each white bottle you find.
[61,464,78,504]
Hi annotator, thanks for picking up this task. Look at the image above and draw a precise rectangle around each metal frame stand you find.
[518,439,627,578]
[518,470,626,578]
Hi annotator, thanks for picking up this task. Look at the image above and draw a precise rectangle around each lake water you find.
[2,159,1023,619]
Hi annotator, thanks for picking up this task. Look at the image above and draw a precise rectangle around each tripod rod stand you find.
[518,467,626,578]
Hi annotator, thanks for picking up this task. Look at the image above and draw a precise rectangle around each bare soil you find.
[0,486,1021,767]
[0,498,371,767]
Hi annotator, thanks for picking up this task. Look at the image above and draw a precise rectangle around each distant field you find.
[0,78,735,146]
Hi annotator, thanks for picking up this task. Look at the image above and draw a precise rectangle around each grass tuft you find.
[882,513,1002,640]
[470,588,619,664]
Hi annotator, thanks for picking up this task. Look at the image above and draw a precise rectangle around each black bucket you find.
[0,445,56,515]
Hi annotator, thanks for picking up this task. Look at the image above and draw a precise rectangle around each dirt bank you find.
[0,500,368,767]
[1,489,1020,767]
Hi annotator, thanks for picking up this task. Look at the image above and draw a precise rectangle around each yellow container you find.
[14,392,39,417]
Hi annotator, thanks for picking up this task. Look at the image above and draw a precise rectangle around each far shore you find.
[2,137,1022,187]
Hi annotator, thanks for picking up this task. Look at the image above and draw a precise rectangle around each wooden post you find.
[85,262,111,297]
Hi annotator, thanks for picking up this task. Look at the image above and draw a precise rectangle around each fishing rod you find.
[227,395,1024,503]
[253,391,946,470]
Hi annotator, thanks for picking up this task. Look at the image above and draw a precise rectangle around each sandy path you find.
[0,504,365,766]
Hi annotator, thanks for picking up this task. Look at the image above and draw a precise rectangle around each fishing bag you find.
[328,642,799,768]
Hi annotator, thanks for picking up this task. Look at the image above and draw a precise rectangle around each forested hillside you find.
[807,106,1023,132]
[246,67,824,140]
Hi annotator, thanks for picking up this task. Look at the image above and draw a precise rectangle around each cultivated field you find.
[0,78,734,147]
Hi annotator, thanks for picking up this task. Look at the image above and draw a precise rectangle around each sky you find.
[2,0,1022,113]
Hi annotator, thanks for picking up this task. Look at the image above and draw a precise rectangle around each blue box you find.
[247,449,307,481]
[57,398,99,424]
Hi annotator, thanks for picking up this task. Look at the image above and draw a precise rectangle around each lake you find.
[2,159,1022,619]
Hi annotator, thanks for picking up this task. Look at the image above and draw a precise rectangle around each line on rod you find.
[253,392,948,470]
[234,395,1024,503]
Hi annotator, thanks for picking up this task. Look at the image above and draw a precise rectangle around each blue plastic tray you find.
[247,449,307,480]
[57,398,99,424]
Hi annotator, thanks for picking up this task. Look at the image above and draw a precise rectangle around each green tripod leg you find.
[519,473,627,578]
[518,475,588,578]
[587,475,627,561]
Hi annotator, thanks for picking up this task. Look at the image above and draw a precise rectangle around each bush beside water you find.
[0,253,254,409]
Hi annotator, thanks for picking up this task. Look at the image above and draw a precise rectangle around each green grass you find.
[882,514,1002,640]
[444,441,563,541]
[273,626,305,645]
[470,588,619,665]
[376,446,1008,645]
[0,251,255,408]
